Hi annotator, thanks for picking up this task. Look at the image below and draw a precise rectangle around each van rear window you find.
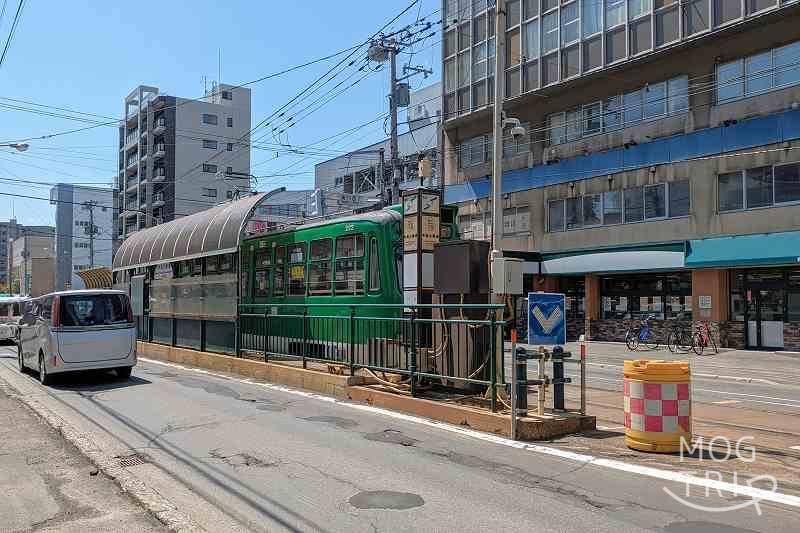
[60,294,130,326]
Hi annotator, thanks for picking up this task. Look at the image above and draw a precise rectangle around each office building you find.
[314,83,442,212]
[441,0,800,350]
[50,183,114,290]
[115,83,252,242]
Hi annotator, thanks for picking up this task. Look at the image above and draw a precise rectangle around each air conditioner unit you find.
[544,148,560,165]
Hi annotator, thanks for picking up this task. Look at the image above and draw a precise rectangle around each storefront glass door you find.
[746,289,785,349]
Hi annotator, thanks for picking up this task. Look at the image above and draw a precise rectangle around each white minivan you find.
[17,290,137,385]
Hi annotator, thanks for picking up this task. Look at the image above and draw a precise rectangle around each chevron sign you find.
[528,292,567,346]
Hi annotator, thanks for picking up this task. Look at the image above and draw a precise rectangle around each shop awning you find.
[540,243,686,275]
[685,231,800,268]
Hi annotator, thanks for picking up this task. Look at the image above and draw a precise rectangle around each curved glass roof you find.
[113,191,275,271]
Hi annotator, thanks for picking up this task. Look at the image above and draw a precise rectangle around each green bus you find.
[238,205,457,361]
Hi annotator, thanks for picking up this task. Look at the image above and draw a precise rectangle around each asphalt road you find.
[1,345,799,532]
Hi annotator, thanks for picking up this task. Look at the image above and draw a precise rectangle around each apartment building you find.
[0,220,54,290]
[115,83,252,243]
[441,0,800,350]
[10,235,55,297]
[50,183,114,290]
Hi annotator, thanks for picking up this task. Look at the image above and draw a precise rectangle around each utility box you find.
[434,240,490,294]
[491,257,523,295]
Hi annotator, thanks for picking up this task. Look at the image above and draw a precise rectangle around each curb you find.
[2,372,204,533]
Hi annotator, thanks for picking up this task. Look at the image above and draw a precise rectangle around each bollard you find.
[551,347,567,411]
[579,336,587,416]
[623,359,691,453]
[514,348,529,415]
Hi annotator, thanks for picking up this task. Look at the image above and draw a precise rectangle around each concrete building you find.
[10,235,55,297]
[0,220,54,290]
[314,83,442,212]
[115,83,252,243]
[50,184,114,291]
[440,0,800,350]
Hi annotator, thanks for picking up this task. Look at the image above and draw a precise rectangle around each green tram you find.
[238,205,458,361]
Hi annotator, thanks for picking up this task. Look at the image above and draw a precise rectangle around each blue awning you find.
[685,231,800,268]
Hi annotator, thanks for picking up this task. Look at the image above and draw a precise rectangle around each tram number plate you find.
[404,217,418,251]
[421,215,440,251]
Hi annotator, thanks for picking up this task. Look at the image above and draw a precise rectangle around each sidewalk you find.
[0,379,163,532]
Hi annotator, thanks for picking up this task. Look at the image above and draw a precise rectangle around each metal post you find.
[389,43,399,205]
[349,305,356,376]
[489,310,497,412]
[510,329,517,439]
[553,355,565,411]
[409,309,417,397]
[263,308,270,363]
[302,307,308,369]
[490,0,507,286]
[538,349,546,416]
[580,339,587,415]
[377,148,386,207]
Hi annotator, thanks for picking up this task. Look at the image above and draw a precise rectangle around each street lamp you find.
[0,143,29,152]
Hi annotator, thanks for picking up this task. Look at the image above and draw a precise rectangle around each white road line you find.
[140,357,800,510]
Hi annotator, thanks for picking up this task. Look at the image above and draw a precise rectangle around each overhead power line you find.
[0,0,26,69]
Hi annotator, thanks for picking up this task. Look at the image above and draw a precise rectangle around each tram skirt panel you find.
[623,359,691,453]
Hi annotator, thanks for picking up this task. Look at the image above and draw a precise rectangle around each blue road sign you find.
[528,292,566,346]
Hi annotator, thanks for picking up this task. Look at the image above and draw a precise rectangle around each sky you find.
[0,0,441,228]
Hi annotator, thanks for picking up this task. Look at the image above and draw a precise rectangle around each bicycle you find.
[625,314,660,351]
[667,315,693,353]
[692,321,719,356]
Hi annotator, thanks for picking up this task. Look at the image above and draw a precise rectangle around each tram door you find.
[746,287,784,349]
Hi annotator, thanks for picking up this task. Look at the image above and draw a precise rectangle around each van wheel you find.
[116,367,132,379]
[38,353,52,386]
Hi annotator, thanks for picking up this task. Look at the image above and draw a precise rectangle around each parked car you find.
[17,290,137,385]
[0,296,28,343]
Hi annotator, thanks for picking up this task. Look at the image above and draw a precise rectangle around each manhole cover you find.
[118,454,147,468]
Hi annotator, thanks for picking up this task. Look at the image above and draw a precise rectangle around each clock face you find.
[403,195,419,215]
[422,193,440,214]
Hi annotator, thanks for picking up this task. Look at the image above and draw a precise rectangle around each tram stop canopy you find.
[113,190,287,271]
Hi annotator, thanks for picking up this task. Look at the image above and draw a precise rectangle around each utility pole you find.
[389,42,400,205]
[82,200,99,269]
[377,147,385,203]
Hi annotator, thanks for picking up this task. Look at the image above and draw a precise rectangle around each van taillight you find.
[52,296,60,327]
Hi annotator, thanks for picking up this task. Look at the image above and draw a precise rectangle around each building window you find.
[624,186,644,222]
[226,117,233,127]
[226,190,234,199]
[227,143,233,151]
[684,0,710,35]
[655,1,680,46]
[203,139,218,149]
[716,40,800,104]
[718,171,745,212]
[603,190,623,224]
[545,75,688,145]
[202,188,217,198]
[548,199,565,232]
[774,163,800,204]
[644,183,667,219]
[202,163,218,173]
[601,273,692,320]
[503,205,531,235]
[226,166,233,175]
[714,0,741,26]
[745,166,773,208]
[669,180,691,217]
[221,90,232,100]
[202,113,218,125]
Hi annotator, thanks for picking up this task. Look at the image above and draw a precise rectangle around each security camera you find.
[510,125,526,139]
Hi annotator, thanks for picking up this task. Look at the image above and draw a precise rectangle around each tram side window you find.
[274,246,286,297]
[288,243,307,296]
[309,239,333,295]
[335,234,365,294]
[368,237,380,292]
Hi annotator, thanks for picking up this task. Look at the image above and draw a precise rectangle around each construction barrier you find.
[623,359,691,453]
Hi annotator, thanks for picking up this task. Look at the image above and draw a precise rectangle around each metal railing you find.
[238,303,506,410]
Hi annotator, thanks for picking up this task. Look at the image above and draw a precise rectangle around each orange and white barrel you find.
[623,359,691,453]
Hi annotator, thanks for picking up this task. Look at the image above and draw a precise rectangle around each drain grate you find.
[118,454,147,468]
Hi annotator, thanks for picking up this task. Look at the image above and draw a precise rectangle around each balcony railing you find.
[153,144,166,158]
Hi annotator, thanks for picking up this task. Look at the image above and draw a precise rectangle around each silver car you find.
[17,290,137,385]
